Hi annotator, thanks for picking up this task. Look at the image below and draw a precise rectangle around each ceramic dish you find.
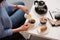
[37,25,48,35]
[24,14,31,19]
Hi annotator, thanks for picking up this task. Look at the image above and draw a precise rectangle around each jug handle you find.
[34,0,38,5]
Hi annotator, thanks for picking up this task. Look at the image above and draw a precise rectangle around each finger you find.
[24,23,30,25]
[25,26,29,30]
[25,23,30,27]
[26,24,31,27]
[23,26,29,30]
[27,10,29,14]
[24,23,31,28]
[25,9,29,14]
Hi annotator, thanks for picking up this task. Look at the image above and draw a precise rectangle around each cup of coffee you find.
[28,19,35,24]
[40,17,47,25]
[28,19,36,29]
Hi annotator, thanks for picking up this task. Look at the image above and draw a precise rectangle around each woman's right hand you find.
[19,23,31,31]
[12,23,31,33]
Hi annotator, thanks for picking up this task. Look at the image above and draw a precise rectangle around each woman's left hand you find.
[18,5,29,14]
[13,5,29,14]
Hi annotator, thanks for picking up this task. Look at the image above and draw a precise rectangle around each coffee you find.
[40,17,47,25]
[28,19,35,24]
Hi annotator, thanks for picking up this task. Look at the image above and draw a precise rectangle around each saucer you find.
[29,24,35,30]
[37,27,48,35]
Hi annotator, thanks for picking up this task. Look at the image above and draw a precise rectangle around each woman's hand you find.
[18,5,29,14]
[19,23,31,31]
[13,23,31,33]
[13,5,29,14]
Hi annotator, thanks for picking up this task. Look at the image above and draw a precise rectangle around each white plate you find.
[37,27,49,35]
[28,23,37,30]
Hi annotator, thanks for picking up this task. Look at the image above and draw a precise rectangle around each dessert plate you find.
[37,27,49,35]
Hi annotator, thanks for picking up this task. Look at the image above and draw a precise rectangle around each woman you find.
[0,0,30,40]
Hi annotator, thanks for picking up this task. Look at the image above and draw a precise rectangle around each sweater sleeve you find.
[0,7,13,38]
[0,23,13,38]
[1,29,13,38]
[0,21,13,38]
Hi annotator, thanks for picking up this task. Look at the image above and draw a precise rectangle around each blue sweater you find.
[0,1,13,38]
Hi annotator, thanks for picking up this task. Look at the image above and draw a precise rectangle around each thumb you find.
[26,10,29,14]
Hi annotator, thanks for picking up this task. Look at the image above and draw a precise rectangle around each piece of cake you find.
[40,25,47,32]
